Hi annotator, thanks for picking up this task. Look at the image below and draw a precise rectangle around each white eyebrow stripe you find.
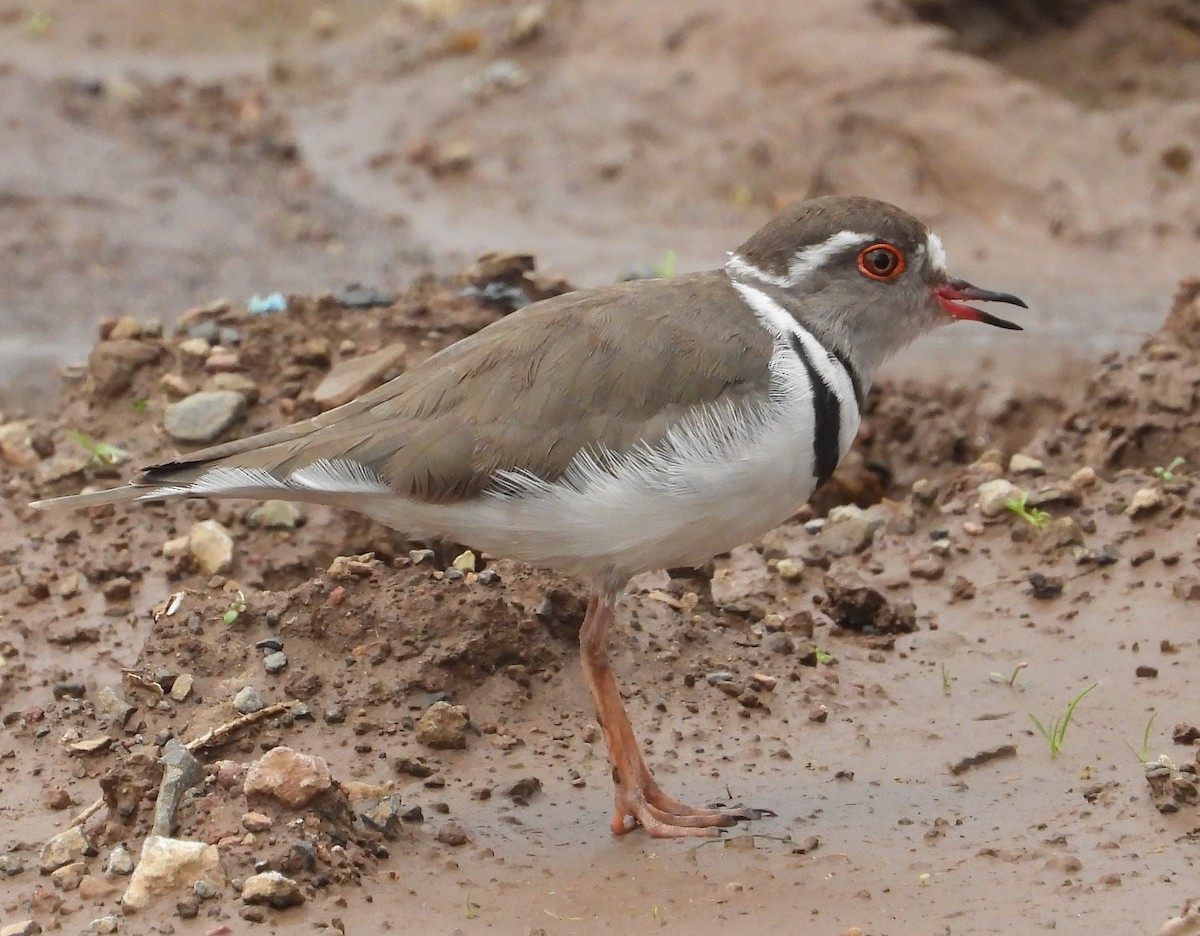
[786,230,876,284]
[925,231,947,273]
[726,230,878,288]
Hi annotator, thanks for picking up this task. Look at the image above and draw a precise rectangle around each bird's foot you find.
[612,784,775,838]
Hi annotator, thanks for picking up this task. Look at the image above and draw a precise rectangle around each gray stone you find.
[152,740,206,837]
[0,854,25,876]
[241,870,305,909]
[357,793,405,840]
[169,673,194,702]
[233,686,264,714]
[86,917,119,934]
[40,824,95,873]
[415,701,470,750]
[96,685,134,728]
[49,860,86,890]
[805,516,874,564]
[263,651,288,674]
[163,391,246,444]
[187,520,234,575]
[0,920,41,936]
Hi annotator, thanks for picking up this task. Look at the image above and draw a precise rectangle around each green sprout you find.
[940,663,952,694]
[814,648,835,665]
[66,430,129,466]
[465,895,480,920]
[1029,684,1096,757]
[1152,457,1185,482]
[653,250,678,278]
[222,591,247,626]
[1004,491,1051,530]
[131,398,149,413]
[1124,710,1158,763]
[28,11,53,35]
[989,661,1028,687]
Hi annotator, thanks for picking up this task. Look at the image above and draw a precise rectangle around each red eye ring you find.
[857,243,905,280]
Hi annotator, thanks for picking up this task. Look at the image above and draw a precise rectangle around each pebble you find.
[1070,466,1098,488]
[242,870,305,908]
[203,371,257,400]
[178,336,212,358]
[1008,453,1045,475]
[39,824,94,873]
[121,836,225,912]
[233,686,264,714]
[0,922,41,936]
[909,556,945,580]
[247,500,304,529]
[187,519,234,574]
[52,681,86,700]
[415,701,470,750]
[86,916,118,934]
[88,338,160,397]
[1173,576,1200,601]
[241,812,273,833]
[163,390,247,444]
[50,861,86,891]
[435,823,470,847]
[1136,665,1159,678]
[312,343,406,409]
[357,793,406,839]
[169,673,194,702]
[204,349,242,373]
[1028,572,1064,599]
[244,746,333,809]
[263,651,288,674]
[804,516,875,564]
[775,557,804,582]
[106,845,134,876]
[977,479,1019,517]
[452,549,477,573]
[0,855,25,876]
[1126,487,1165,517]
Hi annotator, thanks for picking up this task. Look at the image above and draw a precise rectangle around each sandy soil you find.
[1,2,1199,935]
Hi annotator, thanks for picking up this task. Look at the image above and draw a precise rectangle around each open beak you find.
[935,279,1026,330]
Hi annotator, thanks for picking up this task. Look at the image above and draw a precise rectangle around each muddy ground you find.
[2,1,1200,935]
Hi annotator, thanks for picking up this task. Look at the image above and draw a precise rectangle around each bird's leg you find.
[579,588,770,838]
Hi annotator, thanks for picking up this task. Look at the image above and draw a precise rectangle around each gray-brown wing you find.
[138,271,775,502]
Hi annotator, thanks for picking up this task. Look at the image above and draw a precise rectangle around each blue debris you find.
[246,292,287,315]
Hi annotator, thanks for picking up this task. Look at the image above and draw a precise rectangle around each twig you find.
[69,700,300,828]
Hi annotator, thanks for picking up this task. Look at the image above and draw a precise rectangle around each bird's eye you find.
[857,244,904,280]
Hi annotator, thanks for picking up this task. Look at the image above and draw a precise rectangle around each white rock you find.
[977,479,1019,518]
[242,870,305,908]
[121,836,224,912]
[187,520,234,574]
[1008,453,1045,475]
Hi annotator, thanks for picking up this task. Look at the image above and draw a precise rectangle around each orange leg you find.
[579,588,773,838]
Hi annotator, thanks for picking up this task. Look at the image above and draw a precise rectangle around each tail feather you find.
[29,484,161,511]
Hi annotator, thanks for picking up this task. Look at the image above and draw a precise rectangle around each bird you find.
[31,195,1025,838]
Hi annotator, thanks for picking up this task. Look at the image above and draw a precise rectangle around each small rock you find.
[1028,573,1064,600]
[0,921,41,936]
[506,776,542,802]
[804,516,875,564]
[1043,853,1083,875]
[415,701,470,750]
[263,651,288,674]
[1172,724,1200,744]
[153,740,206,837]
[775,558,804,582]
[242,870,305,909]
[163,389,246,444]
[44,787,71,810]
[241,812,273,833]
[1126,487,1165,517]
[0,855,26,876]
[452,549,477,573]
[105,845,134,876]
[52,681,86,700]
[201,371,258,400]
[169,673,194,702]
[1136,665,1159,679]
[233,686,264,714]
[86,916,118,934]
[187,520,234,574]
[822,572,917,634]
[1172,576,1200,601]
[204,349,241,373]
[121,836,225,912]
[101,576,133,601]
[40,824,95,873]
[312,343,406,410]
[436,823,469,846]
[357,793,405,840]
[50,861,86,890]
[977,479,1019,517]
[1070,466,1098,489]
[244,746,333,809]
[178,336,212,357]
[909,556,945,580]
[1008,453,1044,475]
[89,339,160,397]
[246,500,304,529]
